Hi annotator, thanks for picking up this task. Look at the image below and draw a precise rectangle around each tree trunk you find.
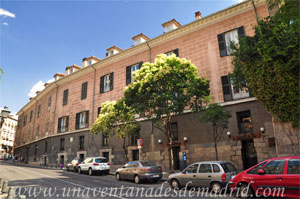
[214,127,219,160]
[272,116,300,156]
[122,137,129,162]
[166,119,175,173]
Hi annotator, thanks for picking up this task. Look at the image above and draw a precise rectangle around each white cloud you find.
[46,79,55,84]
[234,0,247,3]
[28,81,45,98]
[0,8,16,18]
[2,22,8,26]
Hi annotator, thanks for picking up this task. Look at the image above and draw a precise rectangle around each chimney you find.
[195,11,202,20]
[106,46,122,57]
[82,56,101,67]
[65,64,81,75]
[161,19,181,33]
[53,73,65,81]
[132,33,150,46]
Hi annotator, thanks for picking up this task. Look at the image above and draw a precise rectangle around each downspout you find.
[51,81,59,167]
[87,65,97,156]
[251,0,259,23]
[146,41,152,62]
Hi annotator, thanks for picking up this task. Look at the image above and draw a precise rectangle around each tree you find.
[200,103,231,160]
[124,54,210,171]
[230,0,299,155]
[91,100,140,162]
[0,68,3,81]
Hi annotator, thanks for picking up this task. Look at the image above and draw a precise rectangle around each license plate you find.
[152,175,160,178]
[231,175,236,180]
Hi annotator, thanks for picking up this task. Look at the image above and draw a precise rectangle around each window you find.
[30,110,33,122]
[60,138,65,151]
[131,130,139,146]
[171,122,179,141]
[165,48,179,57]
[100,73,114,93]
[199,164,212,173]
[213,164,221,173]
[75,111,89,129]
[45,120,49,133]
[79,136,84,150]
[184,164,199,174]
[217,26,245,57]
[81,82,88,100]
[48,96,52,111]
[221,163,238,172]
[63,89,68,106]
[37,104,41,118]
[57,116,69,133]
[36,125,40,137]
[248,161,267,174]
[221,75,250,102]
[102,152,109,161]
[287,159,300,174]
[126,62,143,85]
[132,150,139,161]
[263,160,285,174]
[44,141,48,153]
[23,115,27,126]
[102,134,109,146]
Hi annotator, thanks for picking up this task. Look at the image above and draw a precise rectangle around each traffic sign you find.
[137,139,143,146]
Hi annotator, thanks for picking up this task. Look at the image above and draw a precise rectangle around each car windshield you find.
[95,158,108,163]
[221,163,237,172]
[140,162,156,167]
[78,159,83,163]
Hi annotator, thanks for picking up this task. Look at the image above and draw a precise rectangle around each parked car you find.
[78,157,110,176]
[229,156,300,198]
[168,161,237,192]
[115,161,163,184]
[66,157,83,172]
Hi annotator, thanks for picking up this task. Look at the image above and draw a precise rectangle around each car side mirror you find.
[258,169,264,175]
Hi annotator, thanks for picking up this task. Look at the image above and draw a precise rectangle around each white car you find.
[78,157,110,176]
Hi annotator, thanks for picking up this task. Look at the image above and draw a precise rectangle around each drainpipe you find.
[146,41,151,62]
[51,81,59,167]
[251,0,259,23]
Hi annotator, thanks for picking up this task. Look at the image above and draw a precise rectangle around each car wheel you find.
[170,179,181,189]
[134,175,140,184]
[78,167,82,174]
[88,168,93,176]
[116,173,121,181]
[239,183,253,198]
[211,182,222,193]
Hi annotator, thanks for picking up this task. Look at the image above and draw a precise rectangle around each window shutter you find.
[217,33,227,57]
[100,76,104,93]
[221,76,233,101]
[110,72,114,91]
[75,113,80,129]
[58,118,62,133]
[97,107,101,116]
[81,82,88,100]
[66,116,69,131]
[85,111,89,126]
[138,61,143,69]
[173,49,179,57]
[126,66,131,85]
[237,26,245,37]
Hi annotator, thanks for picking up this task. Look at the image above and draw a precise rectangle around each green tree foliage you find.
[231,0,299,127]
[91,100,140,162]
[124,54,210,171]
[200,103,231,160]
[0,68,3,81]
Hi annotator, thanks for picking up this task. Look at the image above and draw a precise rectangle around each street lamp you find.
[0,106,11,128]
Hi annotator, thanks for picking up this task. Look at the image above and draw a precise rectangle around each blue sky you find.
[0,0,242,114]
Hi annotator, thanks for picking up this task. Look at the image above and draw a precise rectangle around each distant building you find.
[0,115,18,155]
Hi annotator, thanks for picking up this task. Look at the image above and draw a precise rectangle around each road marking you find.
[14,166,126,199]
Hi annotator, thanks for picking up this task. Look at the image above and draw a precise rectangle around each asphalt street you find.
[0,160,235,199]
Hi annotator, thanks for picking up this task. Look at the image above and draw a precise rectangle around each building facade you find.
[0,115,18,156]
[14,0,278,171]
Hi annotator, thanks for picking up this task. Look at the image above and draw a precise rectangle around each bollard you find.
[7,187,15,199]
[1,181,8,193]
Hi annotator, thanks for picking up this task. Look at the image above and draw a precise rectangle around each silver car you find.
[115,161,163,184]
[168,161,237,192]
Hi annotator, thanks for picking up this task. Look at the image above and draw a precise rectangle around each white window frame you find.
[103,75,111,92]
[225,29,239,54]
[60,117,68,132]
[79,112,87,129]
[130,64,140,83]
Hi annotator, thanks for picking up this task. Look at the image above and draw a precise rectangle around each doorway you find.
[44,156,47,166]
[236,110,258,170]
[172,146,180,170]
[102,152,109,162]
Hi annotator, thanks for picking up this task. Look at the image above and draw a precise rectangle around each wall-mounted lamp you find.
[183,137,188,142]
[158,139,162,144]
[260,127,265,134]
[227,131,231,138]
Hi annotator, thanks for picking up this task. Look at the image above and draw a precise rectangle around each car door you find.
[82,158,92,171]
[196,163,213,187]
[180,164,199,187]
[253,159,286,196]
[128,162,139,180]
[282,158,300,198]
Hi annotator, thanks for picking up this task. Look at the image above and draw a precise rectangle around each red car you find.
[229,156,300,198]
